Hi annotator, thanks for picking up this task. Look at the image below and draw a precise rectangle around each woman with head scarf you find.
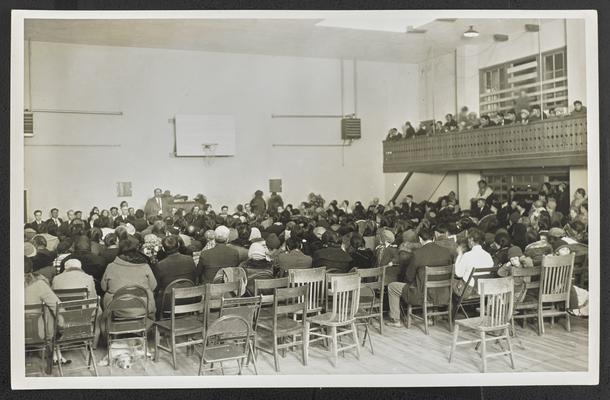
[240,240,274,294]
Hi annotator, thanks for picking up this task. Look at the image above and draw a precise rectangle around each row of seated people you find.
[385,99,587,141]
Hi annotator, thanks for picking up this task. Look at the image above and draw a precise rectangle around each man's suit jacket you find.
[196,244,240,284]
[113,215,131,227]
[153,253,197,296]
[144,196,169,218]
[312,247,352,273]
[45,218,63,231]
[402,242,453,306]
[25,220,46,234]
[276,249,313,276]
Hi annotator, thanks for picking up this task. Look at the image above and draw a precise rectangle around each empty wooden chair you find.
[355,265,386,336]
[305,274,361,367]
[106,294,149,368]
[256,285,309,372]
[537,253,575,335]
[25,303,50,375]
[404,265,454,335]
[253,277,290,322]
[449,277,515,373]
[219,295,263,374]
[51,297,100,376]
[204,281,243,329]
[153,285,206,369]
[198,315,252,375]
[289,267,326,316]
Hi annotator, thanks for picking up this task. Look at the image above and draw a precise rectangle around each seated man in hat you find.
[386,226,453,327]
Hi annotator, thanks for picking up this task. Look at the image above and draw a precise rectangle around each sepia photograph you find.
[9,9,599,389]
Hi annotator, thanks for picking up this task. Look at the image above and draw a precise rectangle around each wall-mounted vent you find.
[341,118,361,140]
[24,112,34,137]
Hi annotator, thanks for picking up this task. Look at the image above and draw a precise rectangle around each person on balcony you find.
[444,113,457,131]
[514,89,531,116]
[403,121,416,138]
[385,128,402,141]
[503,109,517,125]
[571,100,587,116]
[520,109,530,125]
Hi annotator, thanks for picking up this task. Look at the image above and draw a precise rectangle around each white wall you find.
[24,42,419,216]
[418,52,456,121]
[566,19,587,105]
[569,166,588,195]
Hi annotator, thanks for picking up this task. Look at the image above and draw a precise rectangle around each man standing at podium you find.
[144,188,168,218]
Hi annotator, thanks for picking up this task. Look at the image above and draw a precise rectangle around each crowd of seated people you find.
[385,98,587,141]
[23,182,589,367]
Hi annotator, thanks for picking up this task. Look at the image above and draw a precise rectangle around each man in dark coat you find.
[386,226,453,327]
[153,235,197,314]
[312,231,352,273]
[249,190,267,217]
[144,188,169,218]
[25,210,47,233]
[196,225,240,283]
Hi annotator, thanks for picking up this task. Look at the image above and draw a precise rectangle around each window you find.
[482,168,569,204]
[479,47,568,115]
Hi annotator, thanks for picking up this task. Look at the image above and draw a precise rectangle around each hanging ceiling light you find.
[463,25,479,38]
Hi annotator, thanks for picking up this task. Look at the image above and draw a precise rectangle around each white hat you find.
[65,259,82,269]
[214,225,230,242]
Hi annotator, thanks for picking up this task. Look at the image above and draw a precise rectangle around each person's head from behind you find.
[152,220,166,235]
[254,190,263,198]
[89,227,103,243]
[33,210,42,222]
[418,226,434,244]
[75,236,91,252]
[285,236,302,252]
[162,235,180,255]
[322,230,340,248]
[135,209,145,219]
[104,232,118,247]
[118,236,139,256]
[31,235,47,250]
[214,225,230,244]
[460,106,469,115]
[467,227,484,250]
[350,233,365,250]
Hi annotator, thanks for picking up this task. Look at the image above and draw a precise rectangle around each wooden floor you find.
[25,316,589,377]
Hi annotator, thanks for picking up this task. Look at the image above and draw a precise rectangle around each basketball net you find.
[201,143,217,166]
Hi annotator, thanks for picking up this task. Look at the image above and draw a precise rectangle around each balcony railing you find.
[383,115,587,173]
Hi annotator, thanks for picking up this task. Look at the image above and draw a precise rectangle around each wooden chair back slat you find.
[328,275,361,323]
[540,254,574,303]
[274,285,309,316]
[25,303,46,344]
[478,277,514,327]
[172,285,205,315]
[54,288,89,302]
[289,267,326,313]
[54,297,99,342]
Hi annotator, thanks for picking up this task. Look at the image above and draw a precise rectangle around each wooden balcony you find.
[383,115,588,173]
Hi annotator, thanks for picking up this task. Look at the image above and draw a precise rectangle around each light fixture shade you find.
[463,25,479,38]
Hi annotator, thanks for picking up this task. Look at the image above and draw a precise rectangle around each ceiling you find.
[24,17,559,64]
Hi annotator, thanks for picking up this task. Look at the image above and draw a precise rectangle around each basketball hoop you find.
[201,143,218,166]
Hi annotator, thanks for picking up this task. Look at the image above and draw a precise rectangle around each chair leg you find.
[249,341,258,375]
[449,325,459,363]
[379,303,384,335]
[406,304,412,328]
[480,331,487,373]
[198,352,204,376]
[107,335,112,367]
[505,328,515,370]
[89,343,99,376]
[330,326,338,367]
[154,327,160,362]
[237,359,243,375]
[171,334,177,370]
[351,322,361,360]
[423,304,429,335]
[565,310,571,332]
[273,333,280,372]
[303,322,309,366]
[55,346,63,377]
[367,325,375,355]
